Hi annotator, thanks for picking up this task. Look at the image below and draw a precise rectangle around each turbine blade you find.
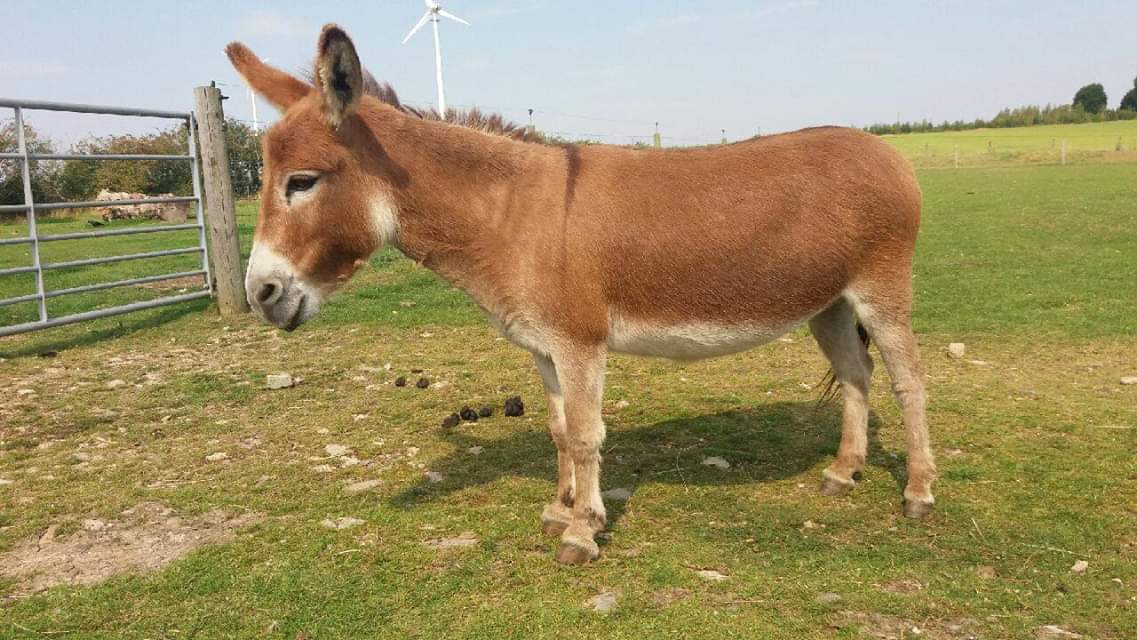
[437,9,470,25]
[423,0,436,8]
[402,12,432,44]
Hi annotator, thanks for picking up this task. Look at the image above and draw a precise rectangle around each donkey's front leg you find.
[552,344,608,565]
[532,352,575,536]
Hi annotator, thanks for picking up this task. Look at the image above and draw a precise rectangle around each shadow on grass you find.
[0,299,210,359]
[391,401,906,528]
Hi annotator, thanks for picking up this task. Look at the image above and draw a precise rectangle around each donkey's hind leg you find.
[533,352,576,536]
[847,289,937,518]
[809,298,874,496]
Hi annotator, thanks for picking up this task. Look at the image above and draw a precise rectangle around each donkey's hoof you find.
[819,476,855,497]
[819,470,856,497]
[555,539,600,565]
[902,498,934,519]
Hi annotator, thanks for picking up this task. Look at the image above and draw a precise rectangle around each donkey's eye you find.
[286,175,319,198]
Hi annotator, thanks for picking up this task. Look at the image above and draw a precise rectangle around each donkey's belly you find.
[607,314,798,361]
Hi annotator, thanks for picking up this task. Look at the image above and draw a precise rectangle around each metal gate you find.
[0,98,213,337]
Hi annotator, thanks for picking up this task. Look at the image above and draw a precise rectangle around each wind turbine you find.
[402,0,470,117]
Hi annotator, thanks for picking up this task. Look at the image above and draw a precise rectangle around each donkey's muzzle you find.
[247,273,310,331]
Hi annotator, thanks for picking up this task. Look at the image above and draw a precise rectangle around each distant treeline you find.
[865,103,1137,136]
[0,119,263,210]
[867,77,1137,135]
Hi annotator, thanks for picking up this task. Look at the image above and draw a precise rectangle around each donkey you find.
[227,24,935,565]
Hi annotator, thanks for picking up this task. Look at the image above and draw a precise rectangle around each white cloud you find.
[749,0,820,20]
[236,9,311,40]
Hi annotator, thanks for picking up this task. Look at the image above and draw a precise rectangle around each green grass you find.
[882,120,1137,167]
[1,163,1135,639]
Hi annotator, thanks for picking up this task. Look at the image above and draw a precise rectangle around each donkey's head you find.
[227,25,398,330]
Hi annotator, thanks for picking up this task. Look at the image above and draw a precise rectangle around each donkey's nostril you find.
[256,283,276,303]
[256,279,284,307]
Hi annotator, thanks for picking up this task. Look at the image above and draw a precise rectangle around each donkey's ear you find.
[225,42,311,110]
[314,24,364,129]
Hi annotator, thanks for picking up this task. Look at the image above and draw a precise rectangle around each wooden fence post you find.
[1060,139,1066,165]
[193,85,248,315]
[953,144,959,169]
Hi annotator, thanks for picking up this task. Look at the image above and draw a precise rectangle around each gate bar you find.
[0,195,197,214]
[0,223,200,246]
[0,98,189,119]
[42,246,201,271]
[0,152,193,161]
[187,112,214,296]
[0,291,211,338]
[14,107,48,321]
[1,270,206,308]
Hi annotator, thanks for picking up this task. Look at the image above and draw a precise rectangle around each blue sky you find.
[2,1,1135,146]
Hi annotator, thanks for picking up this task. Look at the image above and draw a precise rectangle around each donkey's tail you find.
[816,322,871,405]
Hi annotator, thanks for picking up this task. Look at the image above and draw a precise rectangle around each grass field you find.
[881,120,1137,168]
[1,160,1136,639]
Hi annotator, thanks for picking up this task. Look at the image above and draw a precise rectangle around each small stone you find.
[320,516,365,530]
[1120,376,1137,385]
[947,342,966,358]
[467,446,484,455]
[106,379,127,389]
[415,377,430,389]
[82,519,108,531]
[504,396,525,417]
[441,413,460,429]
[459,406,478,422]
[338,456,360,467]
[976,565,998,579]
[325,444,349,458]
[383,362,393,371]
[702,456,730,470]
[815,592,842,605]
[344,479,381,494]
[585,591,619,614]
[478,405,494,418]
[1034,625,1083,640]
[425,471,445,483]
[802,520,819,529]
[602,487,632,501]
[394,376,407,387]
[205,452,228,462]
[0,479,13,485]
[968,359,991,366]
[695,569,729,582]
[1070,560,1088,574]
[266,373,294,389]
[614,399,631,410]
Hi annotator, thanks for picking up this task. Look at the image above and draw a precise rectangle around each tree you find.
[0,121,63,208]
[1121,74,1137,112]
[1073,83,1108,114]
[224,119,263,199]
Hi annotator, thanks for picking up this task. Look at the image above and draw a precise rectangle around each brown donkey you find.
[228,25,935,565]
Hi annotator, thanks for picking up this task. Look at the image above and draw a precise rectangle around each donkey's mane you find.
[362,71,543,144]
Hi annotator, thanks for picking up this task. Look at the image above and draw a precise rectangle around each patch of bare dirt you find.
[830,611,981,640]
[0,502,262,596]
[651,587,692,606]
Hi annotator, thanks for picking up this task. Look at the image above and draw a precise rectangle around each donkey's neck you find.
[366,107,550,291]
